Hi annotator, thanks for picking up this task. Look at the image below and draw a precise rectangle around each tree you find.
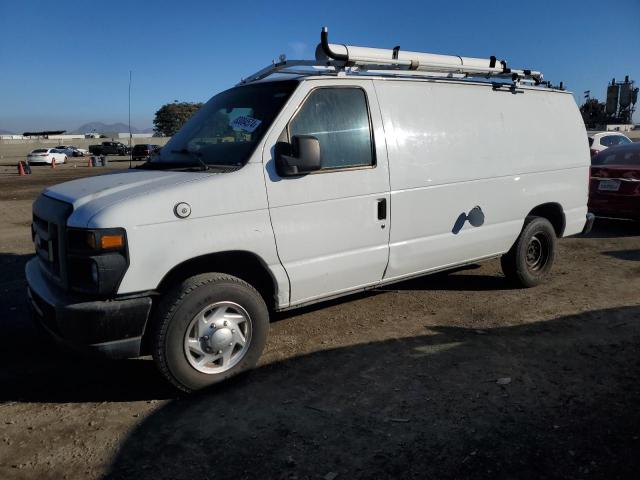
[579,98,607,129]
[203,110,233,138]
[153,102,203,137]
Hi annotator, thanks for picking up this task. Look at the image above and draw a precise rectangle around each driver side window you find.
[288,87,374,171]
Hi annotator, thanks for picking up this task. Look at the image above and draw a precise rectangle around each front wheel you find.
[152,273,269,392]
[501,216,557,288]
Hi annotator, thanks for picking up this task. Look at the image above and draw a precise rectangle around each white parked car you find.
[26,28,592,392]
[588,132,632,157]
[26,148,67,165]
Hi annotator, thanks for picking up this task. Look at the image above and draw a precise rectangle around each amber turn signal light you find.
[100,234,125,250]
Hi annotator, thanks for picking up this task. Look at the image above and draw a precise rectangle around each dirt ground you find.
[0,164,639,479]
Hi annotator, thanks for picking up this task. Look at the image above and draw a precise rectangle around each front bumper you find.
[25,258,152,359]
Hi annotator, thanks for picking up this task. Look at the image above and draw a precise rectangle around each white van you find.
[26,29,593,391]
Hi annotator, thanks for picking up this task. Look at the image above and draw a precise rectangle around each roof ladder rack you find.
[317,27,543,83]
[240,27,546,87]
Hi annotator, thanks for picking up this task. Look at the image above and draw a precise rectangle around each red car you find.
[589,142,640,221]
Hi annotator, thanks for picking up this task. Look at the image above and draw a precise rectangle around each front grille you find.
[33,213,61,276]
[32,194,73,289]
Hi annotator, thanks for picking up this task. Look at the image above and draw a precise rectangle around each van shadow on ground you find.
[0,252,32,347]
[0,252,175,402]
[380,264,515,292]
[602,249,640,261]
[104,306,640,480]
[585,217,640,239]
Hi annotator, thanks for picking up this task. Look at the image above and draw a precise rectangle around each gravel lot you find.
[0,164,639,479]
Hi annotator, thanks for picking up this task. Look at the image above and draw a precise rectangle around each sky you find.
[0,0,638,132]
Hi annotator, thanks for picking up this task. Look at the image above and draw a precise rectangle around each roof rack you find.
[241,27,549,88]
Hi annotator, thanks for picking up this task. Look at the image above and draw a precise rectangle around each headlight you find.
[69,228,126,252]
[67,228,129,295]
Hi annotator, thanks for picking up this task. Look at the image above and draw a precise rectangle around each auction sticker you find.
[230,116,262,133]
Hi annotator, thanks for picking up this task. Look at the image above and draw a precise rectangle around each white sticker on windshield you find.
[229,116,262,133]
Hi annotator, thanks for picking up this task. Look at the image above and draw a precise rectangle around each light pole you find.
[128,70,133,168]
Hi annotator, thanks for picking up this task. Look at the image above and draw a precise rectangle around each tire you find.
[501,216,557,288]
[152,273,269,392]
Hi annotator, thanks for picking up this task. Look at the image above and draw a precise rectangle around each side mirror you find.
[276,135,321,176]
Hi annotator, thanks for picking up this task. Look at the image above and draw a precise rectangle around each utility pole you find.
[129,70,133,168]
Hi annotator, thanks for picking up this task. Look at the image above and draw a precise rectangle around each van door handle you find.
[377,198,387,220]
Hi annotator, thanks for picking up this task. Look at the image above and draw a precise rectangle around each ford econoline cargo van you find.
[26,29,593,391]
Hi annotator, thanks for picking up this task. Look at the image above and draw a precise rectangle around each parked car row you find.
[25,143,162,166]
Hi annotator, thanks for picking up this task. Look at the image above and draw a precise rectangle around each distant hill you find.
[72,122,153,134]
[0,129,15,135]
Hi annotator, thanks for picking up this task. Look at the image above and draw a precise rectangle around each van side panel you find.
[374,79,588,281]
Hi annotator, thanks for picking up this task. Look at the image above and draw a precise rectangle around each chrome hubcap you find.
[184,301,252,374]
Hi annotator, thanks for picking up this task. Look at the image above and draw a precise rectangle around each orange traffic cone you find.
[18,161,26,176]
[51,158,56,169]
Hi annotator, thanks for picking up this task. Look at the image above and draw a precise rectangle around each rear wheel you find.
[501,216,556,287]
[152,273,269,392]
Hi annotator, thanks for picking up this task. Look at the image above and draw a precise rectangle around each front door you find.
[263,79,390,306]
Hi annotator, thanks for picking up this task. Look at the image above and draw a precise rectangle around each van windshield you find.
[146,80,298,170]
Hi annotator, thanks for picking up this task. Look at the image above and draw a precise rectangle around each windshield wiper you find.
[170,149,209,171]
[136,161,186,170]
[137,149,238,171]
[202,162,242,169]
